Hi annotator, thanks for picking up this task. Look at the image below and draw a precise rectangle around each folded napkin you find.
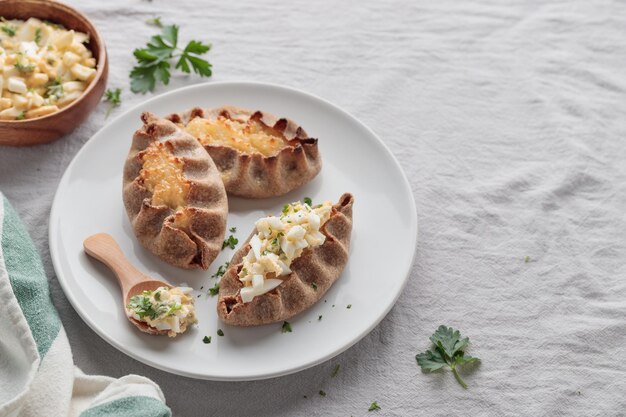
[0,192,171,417]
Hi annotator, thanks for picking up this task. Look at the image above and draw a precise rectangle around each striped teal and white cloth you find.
[0,193,171,417]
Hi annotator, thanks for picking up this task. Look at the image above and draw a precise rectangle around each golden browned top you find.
[139,142,189,209]
[184,116,289,157]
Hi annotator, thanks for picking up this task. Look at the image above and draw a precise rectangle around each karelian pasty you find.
[217,193,354,326]
[167,105,321,198]
[123,112,228,270]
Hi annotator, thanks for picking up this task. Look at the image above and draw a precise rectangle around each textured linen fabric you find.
[1,0,625,415]
[0,194,170,417]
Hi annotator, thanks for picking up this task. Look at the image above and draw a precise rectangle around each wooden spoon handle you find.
[83,233,146,292]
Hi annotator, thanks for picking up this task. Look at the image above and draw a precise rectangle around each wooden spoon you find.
[83,233,172,335]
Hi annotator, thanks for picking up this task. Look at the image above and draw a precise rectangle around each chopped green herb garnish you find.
[331,364,340,377]
[1,25,16,37]
[347,304,352,309]
[368,402,381,412]
[130,24,212,93]
[208,283,219,296]
[229,226,237,233]
[217,329,224,336]
[154,291,161,301]
[282,204,289,214]
[103,88,122,118]
[202,335,211,344]
[524,256,530,263]
[34,28,42,45]
[167,303,182,316]
[44,79,63,99]
[311,283,317,291]
[304,197,312,206]
[128,294,164,320]
[15,111,26,121]
[222,235,239,250]
[415,325,480,389]
[146,16,163,27]
[318,390,326,397]
[281,321,292,333]
[318,315,322,321]
[212,261,229,278]
[15,61,35,73]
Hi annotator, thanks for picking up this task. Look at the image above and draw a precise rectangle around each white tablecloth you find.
[1,0,625,415]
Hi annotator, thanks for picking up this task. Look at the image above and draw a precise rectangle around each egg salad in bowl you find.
[0,17,97,120]
[126,286,197,337]
[238,200,333,303]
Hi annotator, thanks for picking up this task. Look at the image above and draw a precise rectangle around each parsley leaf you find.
[346,304,352,309]
[217,329,224,336]
[208,283,219,296]
[222,235,238,250]
[281,321,292,333]
[368,402,381,412]
[415,325,480,389]
[212,261,229,278]
[1,25,16,37]
[318,390,326,397]
[15,61,35,73]
[130,24,212,93]
[15,111,26,121]
[304,197,312,206]
[44,79,63,99]
[128,294,165,320]
[34,28,42,45]
[229,226,237,233]
[146,16,163,27]
[311,282,317,291]
[203,335,211,344]
[103,88,122,118]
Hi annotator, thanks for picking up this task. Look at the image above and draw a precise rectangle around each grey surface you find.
[1,0,626,415]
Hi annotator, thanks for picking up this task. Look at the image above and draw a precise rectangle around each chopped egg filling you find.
[126,286,197,337]
[0,17,97,120]
[184,116,289,157]
[238,200,333,303]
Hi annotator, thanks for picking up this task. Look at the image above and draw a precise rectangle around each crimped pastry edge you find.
[217,193,354,326]
[167,105,322,198]
[122,112,228,270]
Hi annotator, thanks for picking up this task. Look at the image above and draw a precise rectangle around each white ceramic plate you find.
[50,81,417,381]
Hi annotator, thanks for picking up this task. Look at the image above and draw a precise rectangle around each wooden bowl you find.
[0,0,108,146]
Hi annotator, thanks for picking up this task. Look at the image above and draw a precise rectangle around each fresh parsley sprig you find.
[368,402,381,412]
[145,16,163,27]
[222,235,238,250]
[130,24,212,94]
[208,282,219,296]
[1,24,16,37]
[103,88,122,118]
[415,325,479,389]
